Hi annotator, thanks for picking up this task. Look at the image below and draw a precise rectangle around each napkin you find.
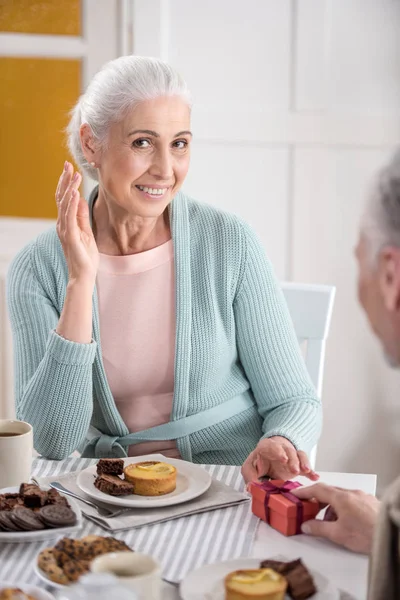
[36,470,249,532]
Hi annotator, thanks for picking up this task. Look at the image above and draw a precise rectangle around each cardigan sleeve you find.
[6,243,97,460]
[233,222,322,454]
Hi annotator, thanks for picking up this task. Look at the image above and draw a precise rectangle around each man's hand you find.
[292,483,380,554]
[241,436,319,483]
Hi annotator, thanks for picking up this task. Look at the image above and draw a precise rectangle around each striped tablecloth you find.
[0,457,258,585]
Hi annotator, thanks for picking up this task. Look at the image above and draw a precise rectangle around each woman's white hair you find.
[67,55,192,181]
[361,148,400,265]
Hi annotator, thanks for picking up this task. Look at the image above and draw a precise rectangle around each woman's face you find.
[96,96,191,218]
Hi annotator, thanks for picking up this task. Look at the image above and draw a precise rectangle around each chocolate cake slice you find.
[260,558,316,600]
[96,458,124,476]
[94,474,134,496]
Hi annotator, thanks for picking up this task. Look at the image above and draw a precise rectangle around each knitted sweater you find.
[7,191,322,462]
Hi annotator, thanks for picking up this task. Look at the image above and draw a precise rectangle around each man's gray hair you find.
[67,55,191,181]
[361,148,400,264]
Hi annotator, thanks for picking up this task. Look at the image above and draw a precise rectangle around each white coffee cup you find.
[91,552,161,600]
[0,419,33,488]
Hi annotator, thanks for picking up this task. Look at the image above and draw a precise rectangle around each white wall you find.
[133,0,400,492]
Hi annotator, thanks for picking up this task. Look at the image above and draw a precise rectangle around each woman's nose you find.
[149,149,173,180]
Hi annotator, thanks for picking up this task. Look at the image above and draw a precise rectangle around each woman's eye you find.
[132,138,151,148]
[173,140,188,150]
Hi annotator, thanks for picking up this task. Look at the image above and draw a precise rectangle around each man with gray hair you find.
[291,150,400,598]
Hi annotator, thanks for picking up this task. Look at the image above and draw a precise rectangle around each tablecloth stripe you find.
[0,457,258,585]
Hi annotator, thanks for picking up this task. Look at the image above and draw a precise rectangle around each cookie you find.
[63,558,90,582]
[0,588,35,600]
[103,537,132,553]
[80,537,111,559]
[76,536,105,559]
[53,537,81,564]
[37,548,56,570]
[0,511,22,531]
[10,507,46,531]
[37,548,70,585]
[38,505,77,528]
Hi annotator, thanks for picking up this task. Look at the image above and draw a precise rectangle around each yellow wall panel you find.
[0,57,81,219]
[0,0,81,36]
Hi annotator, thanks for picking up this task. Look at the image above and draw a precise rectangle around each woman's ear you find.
[378,247,400,313]
[80,123,98,164]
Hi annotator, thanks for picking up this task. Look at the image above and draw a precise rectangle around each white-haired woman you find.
[8,56,321,483]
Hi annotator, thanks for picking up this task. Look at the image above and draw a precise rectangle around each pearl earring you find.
[90,161,96,167]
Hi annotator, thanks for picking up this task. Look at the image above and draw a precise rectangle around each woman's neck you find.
[92,192,171,256]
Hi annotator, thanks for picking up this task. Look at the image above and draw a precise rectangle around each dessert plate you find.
[76,454,212,508]
[0,580,56,599]
[0,486,82,543]
[180,557,340,600]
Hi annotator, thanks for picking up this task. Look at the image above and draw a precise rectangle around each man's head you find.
[356,149,400,366]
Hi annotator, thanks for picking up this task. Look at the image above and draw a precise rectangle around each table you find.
[165,471,376,599]
[0,461,376,599]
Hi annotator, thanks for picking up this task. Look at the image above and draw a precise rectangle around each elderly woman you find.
[7,56,321,482]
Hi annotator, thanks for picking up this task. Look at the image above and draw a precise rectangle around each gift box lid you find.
[250,479,321,519]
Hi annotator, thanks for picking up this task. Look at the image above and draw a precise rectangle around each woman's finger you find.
[283,443,300,475]
[64,173,82,234]
[56,162,73,205]
[296,451,319,480]
[76,196,92,236]
[58,168,79,233]
[65,189,80,237]
[297,450,311,473]
[241,452,259,484]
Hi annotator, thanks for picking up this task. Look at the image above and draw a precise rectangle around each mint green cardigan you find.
[7,190,321,462]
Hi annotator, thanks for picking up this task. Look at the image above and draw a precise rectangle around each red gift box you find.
[249,479,321,536]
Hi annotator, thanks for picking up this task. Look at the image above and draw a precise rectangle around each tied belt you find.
[82,394,254,458]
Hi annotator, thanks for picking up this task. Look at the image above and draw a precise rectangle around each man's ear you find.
[378,247,400,312]
[79,123,98,163]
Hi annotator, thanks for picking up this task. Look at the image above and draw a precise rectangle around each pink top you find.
[96,240,181,458]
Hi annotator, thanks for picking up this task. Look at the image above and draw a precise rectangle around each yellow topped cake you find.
[123,461,177,496]
[224,568,287,600]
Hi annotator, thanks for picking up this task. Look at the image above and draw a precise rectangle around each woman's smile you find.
[134,184,171,200]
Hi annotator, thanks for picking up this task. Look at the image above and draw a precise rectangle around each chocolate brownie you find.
[285,561,317,600]
[96,458,124,476]
[45,488,70,507]
[0,494,24,511]
[19,484,47,508]
[94,473,134,496]
[260,558,316,600]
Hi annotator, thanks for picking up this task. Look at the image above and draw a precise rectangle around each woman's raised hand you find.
[56,161,99,285]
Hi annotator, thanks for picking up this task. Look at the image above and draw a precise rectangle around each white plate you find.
[34,564,67,590]
[0,580,55,599]
[180,557,340,600]
[0,486,83,543]
[76,454,212,508]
